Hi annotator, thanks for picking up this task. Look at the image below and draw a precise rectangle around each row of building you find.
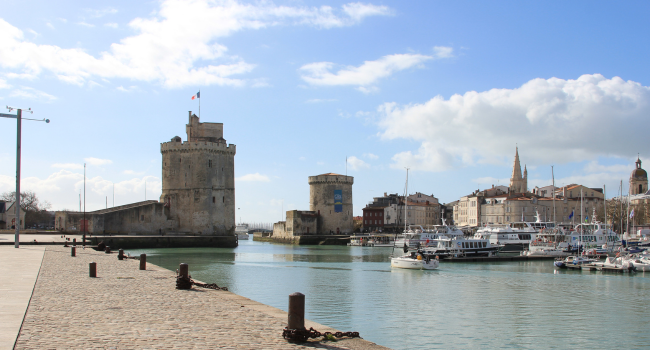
[361,148,649,232]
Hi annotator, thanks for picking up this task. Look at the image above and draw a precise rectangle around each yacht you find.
[564,220,620,252]
[394,224,464,248]
[523,226,572,257]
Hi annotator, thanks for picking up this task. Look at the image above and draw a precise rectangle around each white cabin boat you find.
[391,250,439,270]
[476,222,538,252]
[235,223,249,240]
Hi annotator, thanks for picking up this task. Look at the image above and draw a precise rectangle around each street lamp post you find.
[0,107,50,248]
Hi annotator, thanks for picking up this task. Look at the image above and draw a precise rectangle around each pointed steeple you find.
[509,147,525,193]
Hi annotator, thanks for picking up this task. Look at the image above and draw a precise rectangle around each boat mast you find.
[552,166,556,223]
[404,168,409,233]
[580,188,583,255]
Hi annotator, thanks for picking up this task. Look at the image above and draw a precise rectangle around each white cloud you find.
[116,85,139,92]
[299,53,432,91]
[86,7,118,18]
[9,87,56,101]
[77,22,95,28]
[52,163,84,170]
[236,173,271,182]
[379,74,650,171]
[84,157,112,166]
[363,153,378,159]
[104,23,119,29]
[433,46,453,58]
[0,1,391,89]
[123,170,145,175]
[347,156,370,170]
[306,98,337,103]
[0,79,10,89]
[46,22,55,30]
[0,170,162,211]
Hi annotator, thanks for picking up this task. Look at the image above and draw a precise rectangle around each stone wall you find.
[308,174,354,234]
[160,113,236,235]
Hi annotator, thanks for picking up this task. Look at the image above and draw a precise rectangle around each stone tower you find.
[509,147,527,194]
[630,157,648,195]
[308,173,354,234]
[160,112,236,235]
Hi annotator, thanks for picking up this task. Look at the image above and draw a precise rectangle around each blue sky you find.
[1,0,649,224]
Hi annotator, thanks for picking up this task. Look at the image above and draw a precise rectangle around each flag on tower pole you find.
[191,91,201,118]
[191,91,200,100]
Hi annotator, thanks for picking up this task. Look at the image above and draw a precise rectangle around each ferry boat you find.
[394,224,464,248]
[476,221,539,252]
[420,232,502,259]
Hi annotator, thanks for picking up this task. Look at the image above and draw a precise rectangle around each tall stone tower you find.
[509,147,527,194]
[308,173,354,234]
[630,157,648,195]
[160,112,236,235]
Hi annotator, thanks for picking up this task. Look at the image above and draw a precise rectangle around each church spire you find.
[509,147,525,193]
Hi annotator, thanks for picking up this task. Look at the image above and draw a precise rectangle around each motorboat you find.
[348,234,371,246]
[554,256,597,268]
[590,256,636,272]
[524,227,571,257]
[391,250,439,270]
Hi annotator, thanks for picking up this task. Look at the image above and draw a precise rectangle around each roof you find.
[317,173,344,176]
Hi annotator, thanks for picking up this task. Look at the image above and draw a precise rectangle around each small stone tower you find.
[160,112,236,235]
[630,157,648,195]
[509,147,527,194]
[308,173,354,234]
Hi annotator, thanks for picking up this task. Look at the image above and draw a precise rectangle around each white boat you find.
[235,223,249,240]
[523,227,572,257]
[476,222,537,252]
[553,256,597,268]
[421,232,501,259]
[590,256,636,272]
[367,234,395,247]
[627,256,650,272]
[391,250,439,270]
[395,223,464,248]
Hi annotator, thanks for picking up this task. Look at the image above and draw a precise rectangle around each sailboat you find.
[390,168,439,270]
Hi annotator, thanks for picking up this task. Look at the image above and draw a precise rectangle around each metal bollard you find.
[139,254,146,270]
[179,263,188,278]
[118,249,124,260]
[105,246,111,254]
[71,246,76,257]
[288,292,306,330]
[89,262,97,277]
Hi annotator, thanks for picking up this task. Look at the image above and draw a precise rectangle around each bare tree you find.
[1,191,52,228]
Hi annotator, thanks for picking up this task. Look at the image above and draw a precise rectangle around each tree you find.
[1,191,52,228]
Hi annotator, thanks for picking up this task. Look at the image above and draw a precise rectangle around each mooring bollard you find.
[179,263,188,278]
[71,246,76,257]
[89,262,97,278]
[288,292,306,330]
[105,246,111,254]
[118,249,124,260]
[139,254,146,270]
[176,263,192,289]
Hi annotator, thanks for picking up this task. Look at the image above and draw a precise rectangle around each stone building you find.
[0,201,26,229]
[309,173,354,234]
[55,112,236,236]
[630,157,648,196]
[160,112,236,235]
[362,192,441,232]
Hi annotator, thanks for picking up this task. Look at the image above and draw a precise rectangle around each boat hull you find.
[391,256,439,270]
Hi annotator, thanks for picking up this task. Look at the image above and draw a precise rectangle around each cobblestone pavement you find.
[14,246,390,350]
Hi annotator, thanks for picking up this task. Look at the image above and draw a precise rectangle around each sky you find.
[1,0,649,224]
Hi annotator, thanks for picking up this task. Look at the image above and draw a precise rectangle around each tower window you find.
[213,196,215,203]
[209,160,212,168]
[222,196,225,203]
[640,184,643,194]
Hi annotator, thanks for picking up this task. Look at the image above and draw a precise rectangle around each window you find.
[140,215,144,221]
[222,196,225,203]
[208,160,212,168]
[212,197,215,203]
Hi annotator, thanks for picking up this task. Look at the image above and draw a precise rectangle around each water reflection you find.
[127,240,650,350]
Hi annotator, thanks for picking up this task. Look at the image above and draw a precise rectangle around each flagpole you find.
[199,90,201,119]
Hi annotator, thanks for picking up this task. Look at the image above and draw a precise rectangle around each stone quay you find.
[5,245,389,349]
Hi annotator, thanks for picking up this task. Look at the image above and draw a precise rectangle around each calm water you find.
[128,240,650,349]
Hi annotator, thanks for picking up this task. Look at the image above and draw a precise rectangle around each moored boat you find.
[391,250,439,270]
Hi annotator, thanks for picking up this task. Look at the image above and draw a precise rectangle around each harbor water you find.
[128,240,650,349]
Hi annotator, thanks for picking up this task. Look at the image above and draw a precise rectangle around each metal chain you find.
[282,327,360,342]
[175,274,228,291]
